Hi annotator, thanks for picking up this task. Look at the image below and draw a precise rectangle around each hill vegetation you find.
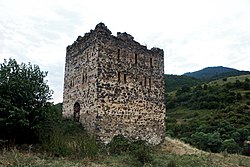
[1,59,250,166]
[184,66,250,81]
[166,74,250,154]
[165,74,202,92]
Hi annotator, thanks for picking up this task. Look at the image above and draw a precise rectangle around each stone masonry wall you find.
[63,32,99,133]
[63,23,165,145]
[95,29,165,144]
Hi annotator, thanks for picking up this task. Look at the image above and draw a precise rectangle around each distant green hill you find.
[166,75,250,154]
[164,74,202,93]
[183,66,250,81]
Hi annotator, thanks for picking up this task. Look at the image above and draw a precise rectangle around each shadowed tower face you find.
[63,23,166,145]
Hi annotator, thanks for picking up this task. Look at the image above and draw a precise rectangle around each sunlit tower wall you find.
[63,23,165,145]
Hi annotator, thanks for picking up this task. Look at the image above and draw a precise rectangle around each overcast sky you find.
[1,0,250,103]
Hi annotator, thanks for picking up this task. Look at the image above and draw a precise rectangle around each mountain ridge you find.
[183,66,250,81]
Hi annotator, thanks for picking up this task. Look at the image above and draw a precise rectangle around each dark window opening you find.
[150,58,153,68]
[118,49,120,62]
[124,74,127,83]
[73,102,80,122]
[149,78,151,89]
[135,53,138,65]
[144,77,147,88]
[118,72,121,82]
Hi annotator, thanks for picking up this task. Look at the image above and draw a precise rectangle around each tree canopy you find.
[0,58,53,144]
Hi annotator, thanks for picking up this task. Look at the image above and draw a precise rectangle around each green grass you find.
[1,147,250,167]
[0,149,94,167]
[167,107,212,124]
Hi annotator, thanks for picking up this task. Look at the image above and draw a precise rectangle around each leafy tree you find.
[231,131,241,142]
[203,84,208,90]
[222,78,227,81]
[243,82,250,90]
[191,131,222,152]
[221,139,242,154]
[0,58,53,144]
[234,80,242,88]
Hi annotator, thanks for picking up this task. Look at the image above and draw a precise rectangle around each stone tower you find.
[63,23,165,145]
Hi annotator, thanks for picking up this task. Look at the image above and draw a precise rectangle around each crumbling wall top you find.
[66,23,163,58]
[151,47,164,55]
[117,32,134,41]
[94,22,112,36]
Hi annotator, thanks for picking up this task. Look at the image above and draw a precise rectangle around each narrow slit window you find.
[135,53,137,65]
[73,102,80,122]
[124,74,127,83]
[144,77,147,88]
[117,49,120,62]
[150,58,153,68]
[118,72,121,82]
[149,78,151,89]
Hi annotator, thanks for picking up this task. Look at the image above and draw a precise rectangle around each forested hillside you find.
[166,75,250,154]
[184,66,250,81]
[164,74,202,92]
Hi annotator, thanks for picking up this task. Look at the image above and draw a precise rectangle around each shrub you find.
[108,135,131,155]
[129,140,153,165]
[167,160,177,167]
[37,117,99,158]
[221,139,242,154]
[166,130,175,137]
[108,135,153,165]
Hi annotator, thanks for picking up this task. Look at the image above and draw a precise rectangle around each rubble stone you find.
[63,23,166,145]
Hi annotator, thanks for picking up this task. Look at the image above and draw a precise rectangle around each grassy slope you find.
[209,74,250,86]
[210,74,250,106]
[167,107,211,125]
[1,138,250,167]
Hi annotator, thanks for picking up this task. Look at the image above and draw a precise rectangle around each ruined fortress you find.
[63,23,165,145]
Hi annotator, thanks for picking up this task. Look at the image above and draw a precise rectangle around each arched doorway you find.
[73,102,80,122]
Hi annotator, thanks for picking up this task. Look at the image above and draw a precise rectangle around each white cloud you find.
[1,0,250,102]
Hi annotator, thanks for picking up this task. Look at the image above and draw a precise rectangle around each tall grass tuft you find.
[36,118,100,159]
